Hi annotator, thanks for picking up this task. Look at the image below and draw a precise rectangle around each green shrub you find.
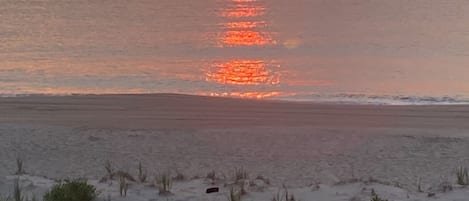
[43,179,98,201]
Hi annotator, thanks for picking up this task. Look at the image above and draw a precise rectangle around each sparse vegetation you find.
[239,181,247,195]
[417,177,423,192]
[370,189,388,201]
[0,196,11,201]
[115,170,135,182]
[104,160,115,180]
[119,175,128,197]
[15,158,26,175]
[256,175,271,185]
[137,162,147,183]
[233,168,248,182]
[456,166,469,186]
[13,179,24,201]
[173,171,185,181]
[271,186,296,201]
[206,171,216,180]
[0,179,34,201]
[43,179,98,201]
[227,187,242,201]
[156,173,172,196]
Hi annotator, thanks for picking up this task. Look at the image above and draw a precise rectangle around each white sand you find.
[1,94,469,200]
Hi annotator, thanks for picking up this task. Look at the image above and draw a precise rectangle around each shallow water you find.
[1,0,469,103]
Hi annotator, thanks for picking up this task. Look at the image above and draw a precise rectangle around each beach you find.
[1,94,469,200]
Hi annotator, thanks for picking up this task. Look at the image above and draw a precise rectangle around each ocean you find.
[1,0,469,104]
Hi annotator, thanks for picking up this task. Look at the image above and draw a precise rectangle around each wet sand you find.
[1,93,468,131]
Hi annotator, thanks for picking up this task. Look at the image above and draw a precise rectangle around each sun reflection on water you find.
[207,91,282,99]
[221,5,265,18]
[221,30,275,46]
[207,0,281,98]
[206,59,280,85]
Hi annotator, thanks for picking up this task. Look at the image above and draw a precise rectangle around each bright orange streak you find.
[221,30,275,46]
[208,91,282,99]
[206,60,280,85]
[232,0,257,2]
[221,5,265,18]
[223,21,266,29]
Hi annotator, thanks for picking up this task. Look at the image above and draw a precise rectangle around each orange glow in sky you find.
[205,60,280,85]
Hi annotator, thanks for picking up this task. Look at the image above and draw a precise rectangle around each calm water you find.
[1,0,469,104]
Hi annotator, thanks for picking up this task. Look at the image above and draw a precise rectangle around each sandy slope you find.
[1,94,469,200]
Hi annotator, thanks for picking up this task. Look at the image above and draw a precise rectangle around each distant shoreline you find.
[2,92,469,106]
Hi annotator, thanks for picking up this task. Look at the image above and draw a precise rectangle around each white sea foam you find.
[274,93,469,105]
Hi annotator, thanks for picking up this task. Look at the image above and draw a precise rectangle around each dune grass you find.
[416,177,423,192]
[206,170,216,180]
[227,187,242,201]
[370,189,388,201]
[173,172,185,181]
[271,186,296,201]
[137,162,147,183]
[456,166,469,186]
[233,168,248,183]
[15,159,26,175]
[156,173,172,196]
[13,179,24,201]
[104,160,115,180]
[118,175,128,197]
[0,179,37,201]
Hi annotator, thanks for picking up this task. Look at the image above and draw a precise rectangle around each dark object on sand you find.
[206,187,219,194]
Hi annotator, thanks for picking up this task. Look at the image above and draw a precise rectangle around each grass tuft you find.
[206,171,216,181]
[15,159,26,175]
[115,171,135,182]
[233,168,248,183]
[272,186,296,201]
[227,187,242,201]
[13,179,24,201]
[119,175,128,197]
[137,162,147,183]
[156,173,172,196]
[456,166,469,186]
[173,171,185,181]
[370,189,388,201]
[417,177,423,192]
[104,160,115,180]
[0,179,36,201]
